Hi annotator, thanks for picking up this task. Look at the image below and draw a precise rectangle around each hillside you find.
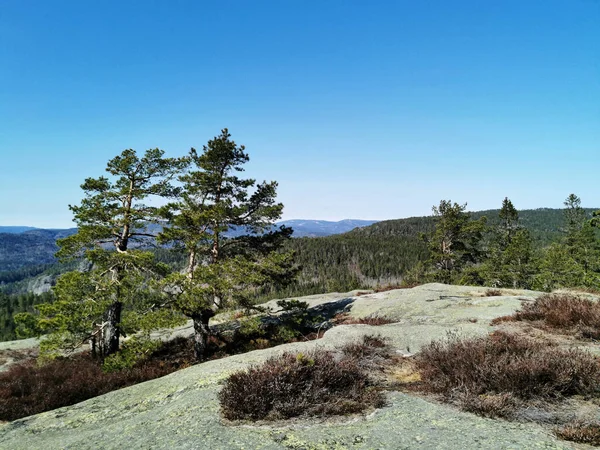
[271,208,598,299]
[0,284,582,449]
[0,229,77,272]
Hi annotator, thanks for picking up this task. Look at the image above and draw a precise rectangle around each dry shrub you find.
[373,283,419,293]
[489,315,515,325]
[219,336,388,421]
[579,327,600,340]
[374,284,403,293]
[333,313,394,326]
[289,330,326,342]
[341,335,389,361]
[355,291,372,297]
[0,354,177,422]
[556,422,600,445]
[416,331,600,405]
[501,293,600,338]
[485,289,502,297]
[458,392,520,418]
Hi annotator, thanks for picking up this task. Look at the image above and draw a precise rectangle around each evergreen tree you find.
[498,197,519,249]
[159,129,296,361]
[563,194,600,287]
[424,200,487,284]
[482,198,537,289]
[534,243,584,291]
[16,149,184,359]
[564,194,584,232]
[536,194,600,290]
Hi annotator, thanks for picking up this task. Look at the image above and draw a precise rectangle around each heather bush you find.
[556,422,600,446]
[492,293,600,339]
[416,331,600,406]
[219,337,388,421]
[514,293,600,329]
[484,289,502,297]
[0,355,174,421]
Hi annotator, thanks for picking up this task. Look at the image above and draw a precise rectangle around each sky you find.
[0,0,598,228]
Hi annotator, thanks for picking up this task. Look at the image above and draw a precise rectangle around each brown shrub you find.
[458,392,520,418]
[485,289,502,297]
[341,335,389,360]
[515,293,600,327]
[0,354,176,422]
[489,315,515,325]
[416,331,600,402]
[555,422,600,445]
[374,284,403,293]
[501,293,600,338]
[373,283,419,293]
[218,337,388,421]
[355,291,372,297]
[333,313,395,326]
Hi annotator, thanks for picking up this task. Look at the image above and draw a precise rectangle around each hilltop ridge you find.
[0,284,578,449]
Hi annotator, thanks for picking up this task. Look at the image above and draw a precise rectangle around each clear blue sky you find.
[0,0,598,228]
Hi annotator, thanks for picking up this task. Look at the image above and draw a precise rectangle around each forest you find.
[1,200,598,343]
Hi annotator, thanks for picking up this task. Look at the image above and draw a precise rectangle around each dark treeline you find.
[472,207,599,247]
[0,291,54,341]
[0,264,52,284]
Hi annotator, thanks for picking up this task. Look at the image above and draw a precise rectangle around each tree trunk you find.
[187,249,196,277]
[103,301,122,357]
[90,335,97,359]
[192,310,215,361]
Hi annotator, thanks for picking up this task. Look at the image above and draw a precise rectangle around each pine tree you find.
[482,198,537,289]
[498,197,519,249]
[564,194,585,236]
[16,149,185,359]
[563,194,600,287]
[159,129,296,360]
[535,194,600,290]
[425,200,487,284]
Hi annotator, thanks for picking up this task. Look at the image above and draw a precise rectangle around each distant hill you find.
[0,220,376,273]
[269,208,599,299]
[0,228,77,272]
[278,219,378,237]
[0,226,39,234]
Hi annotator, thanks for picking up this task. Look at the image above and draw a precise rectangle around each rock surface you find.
[0,284,577,449]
